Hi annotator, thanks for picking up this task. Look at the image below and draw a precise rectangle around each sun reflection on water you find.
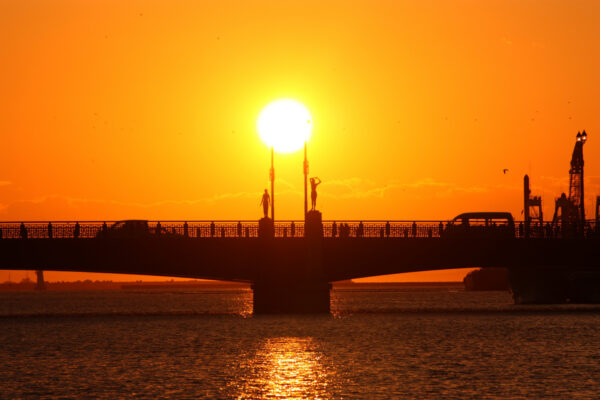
[236,337,330,399]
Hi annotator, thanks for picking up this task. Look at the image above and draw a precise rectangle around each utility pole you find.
[304,141,309,217]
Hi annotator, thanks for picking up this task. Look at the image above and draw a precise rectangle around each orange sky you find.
[1,0,599,282]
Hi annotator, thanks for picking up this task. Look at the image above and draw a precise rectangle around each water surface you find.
[1,287,599,399]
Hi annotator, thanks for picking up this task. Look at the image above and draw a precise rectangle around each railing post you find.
[48,222,53,239]
[210,222,215,237]
[20,222,27,239]
[237,221,242,237]
[183,222,189,237]
[411,222,417,238]
[518,222,524,238]
[74,222,80,239]
[291,221,296,237]
[385,221,390,237]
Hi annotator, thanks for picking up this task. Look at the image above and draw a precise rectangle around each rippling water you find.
[2,287,600,399]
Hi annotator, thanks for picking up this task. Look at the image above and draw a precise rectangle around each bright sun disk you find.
[257,99,312,153]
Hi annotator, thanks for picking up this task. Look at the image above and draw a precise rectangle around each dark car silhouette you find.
[97,220,151,238]
[443,212,515,239]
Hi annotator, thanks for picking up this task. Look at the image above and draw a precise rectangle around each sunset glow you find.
[257,99,312,153]
[1,0,599,283]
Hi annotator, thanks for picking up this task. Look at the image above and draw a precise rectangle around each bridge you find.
[1,216,599,313]
[2,131,599,313]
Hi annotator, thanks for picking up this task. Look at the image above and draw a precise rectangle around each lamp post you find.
[257,99,312,222]
[303,141,309,217]
[270,147,275,221]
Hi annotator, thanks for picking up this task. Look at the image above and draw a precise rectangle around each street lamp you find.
[270,146,274,220]
[304,141,308,217]
[257,99,312,221]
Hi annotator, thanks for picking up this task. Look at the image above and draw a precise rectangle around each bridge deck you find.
[1,236,599,282]
[1,220,598,239]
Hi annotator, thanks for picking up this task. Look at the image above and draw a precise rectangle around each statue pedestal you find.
[258,217,274,238]
[305,210,323,239]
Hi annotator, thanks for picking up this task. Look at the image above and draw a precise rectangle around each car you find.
[443,212,515,239]
[97,220,150,238]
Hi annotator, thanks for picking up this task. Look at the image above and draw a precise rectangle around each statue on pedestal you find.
[310,177,321,211]
[260,189,270,219]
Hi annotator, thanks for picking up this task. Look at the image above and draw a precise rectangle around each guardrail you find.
[0,220,597,239]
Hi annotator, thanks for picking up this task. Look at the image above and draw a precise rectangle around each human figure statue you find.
[260,189,270,219]
[310,177,322,210]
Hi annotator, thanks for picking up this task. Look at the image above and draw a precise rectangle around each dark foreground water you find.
[2,287,600,399]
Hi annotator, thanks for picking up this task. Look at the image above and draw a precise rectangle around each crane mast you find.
[568,130,586,222]
[552,131,588,236]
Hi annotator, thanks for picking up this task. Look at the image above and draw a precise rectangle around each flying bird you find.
[503,169,509,174]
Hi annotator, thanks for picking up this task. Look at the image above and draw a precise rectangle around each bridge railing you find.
[0,221,310,239]
[514,220,598,239]
[322,221,444,238]
[0,220,597,239]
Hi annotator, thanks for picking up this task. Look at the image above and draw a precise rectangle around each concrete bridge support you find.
[252,281,331,314]
[253,210,330,313]
[508,267,600,304]
[35,270,45,291]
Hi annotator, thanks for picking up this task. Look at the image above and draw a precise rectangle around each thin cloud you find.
[321,177,488,199]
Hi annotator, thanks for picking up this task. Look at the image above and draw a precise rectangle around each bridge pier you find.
[252,281,332,314]
[253,210,331,313]
[508,267,600,304]
[35,270,45,291]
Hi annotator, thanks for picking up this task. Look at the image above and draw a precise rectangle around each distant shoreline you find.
[0,280,463,291]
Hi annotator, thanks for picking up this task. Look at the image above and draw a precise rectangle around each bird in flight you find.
[503,169,509,174]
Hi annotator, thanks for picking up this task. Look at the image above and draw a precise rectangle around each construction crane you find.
[596,196,599,227]
[551,131,587,236]
[523,174,543,237]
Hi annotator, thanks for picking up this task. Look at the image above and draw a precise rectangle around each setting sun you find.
[257,99,312,153]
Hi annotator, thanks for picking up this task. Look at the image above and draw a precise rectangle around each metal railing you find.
[0,220,597,239]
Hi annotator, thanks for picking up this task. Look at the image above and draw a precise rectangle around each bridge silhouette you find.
[1,217,599,313]
[2,131,599,313]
